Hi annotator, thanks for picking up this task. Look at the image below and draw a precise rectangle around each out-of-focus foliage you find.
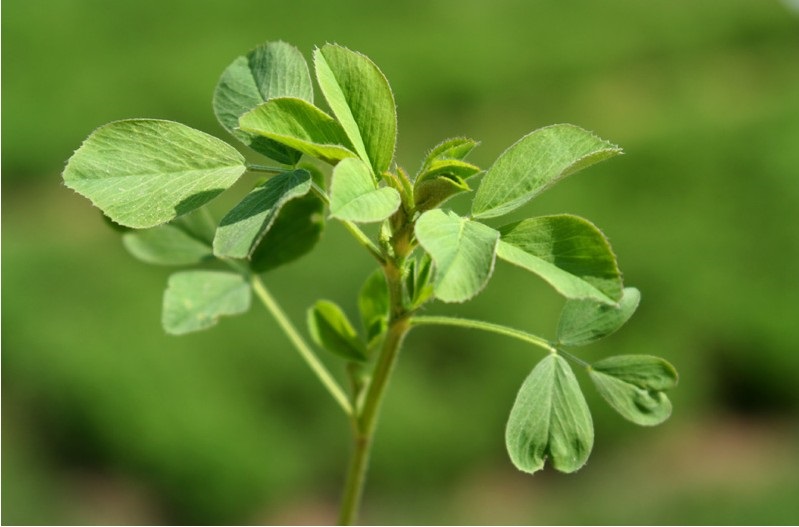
[3,0,798,524]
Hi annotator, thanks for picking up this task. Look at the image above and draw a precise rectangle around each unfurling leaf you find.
[414,209,499,303]
[239,97,357,165]
[557,287,640,346]
[472,124,621,219]
[213,169,312,259]
[213,41,313,164]
[589,355,678,426]
[497,214,622,304]
[358,269,389,345]
[162,271,251,335]
[63,119,247,228]
[308,300,367,362]
[420,137,479,169]
[314,44,397,174]
[506,354,594,474]
[329,158,401,223]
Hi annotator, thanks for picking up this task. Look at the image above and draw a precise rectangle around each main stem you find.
[338,259,410,525]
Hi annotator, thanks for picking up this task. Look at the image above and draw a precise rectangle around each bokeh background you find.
[4,0,799,524]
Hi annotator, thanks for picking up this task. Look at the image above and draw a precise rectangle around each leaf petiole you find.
[409,315,557,354]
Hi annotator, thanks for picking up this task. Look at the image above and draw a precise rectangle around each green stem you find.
[250,275,353,416]
[409,315,557,354]
[338,262,410,525]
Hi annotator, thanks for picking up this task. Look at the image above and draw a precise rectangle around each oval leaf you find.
[63,120,247,228]
[414,209,500,303]
[506,354,594,474]
[557,287,641,347]
[213,169,312,259]
[123,223,212,266]
[239,97,357,165]
[314,44,397,174]
[307,300,367,361]
[250,192,325,273]
[589,355,678,426]
[213,41,313,164]
[162,271,251,335]
[329,158,401,223]
[497,214,623,304]
[472,124,622,219]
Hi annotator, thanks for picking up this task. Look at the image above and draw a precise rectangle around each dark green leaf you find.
[213,41,313,164]
[239,97,357,165]
[472,124,622,219]
[307,300,367,361]
[314,44,397,174]
[497,214,622,304]
[506,354,594,474]
[213,169,312,259]
[414,209,499,303]
[162,271,251,335]
[557,287,641,346]
[589,355,678,426]
[249,192,325,273]
[63,120,247,228]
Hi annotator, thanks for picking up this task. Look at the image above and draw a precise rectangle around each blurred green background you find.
[4,0,799,524]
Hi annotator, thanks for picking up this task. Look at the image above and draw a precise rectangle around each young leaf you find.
[589,355,678,426]
[413,161,475,212]
[557,287,641,347]
[249,192,325,273]
[213,41,313,164]
[329,158,401,223]
[472,124,622,219]
[162,271,251,335]
[497,214,623,304]
[358,269,389,345]
[506,354,594,474]
[308,300,367,362]
[239,97,357,165]
[314,44,397,174]
[213,169,312,259]
[63,119,247,228]
[414,209,500,303]
[123,223,212,266]
[421,137,479,169]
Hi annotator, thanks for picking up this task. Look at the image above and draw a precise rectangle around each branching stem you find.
[250,275,353,416]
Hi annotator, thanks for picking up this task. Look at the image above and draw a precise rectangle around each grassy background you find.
[3,0,799,524]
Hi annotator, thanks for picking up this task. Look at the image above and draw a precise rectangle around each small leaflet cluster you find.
[62,40,677,476]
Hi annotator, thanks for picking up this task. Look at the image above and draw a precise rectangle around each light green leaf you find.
[122,222,212,266]
[308,300,367,362]
[413,158,476,211]
[414,209,500,303]
[421,137,479,169]
[329,158,401,223]
[358,269,389,345]
[162,271,251,335]
[472,124,622,219]
[314,44,397,174]
[589,355,678,426]
[558,287,641,347]
[250,192,325,273]
[239,97,357,165]
[213,41,313,164]
[213,169,312,259]
[506,354,594,474]
[63,120,247,229]
[497,215,623,304]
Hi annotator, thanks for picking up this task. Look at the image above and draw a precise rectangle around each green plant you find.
[63,40,677,525]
